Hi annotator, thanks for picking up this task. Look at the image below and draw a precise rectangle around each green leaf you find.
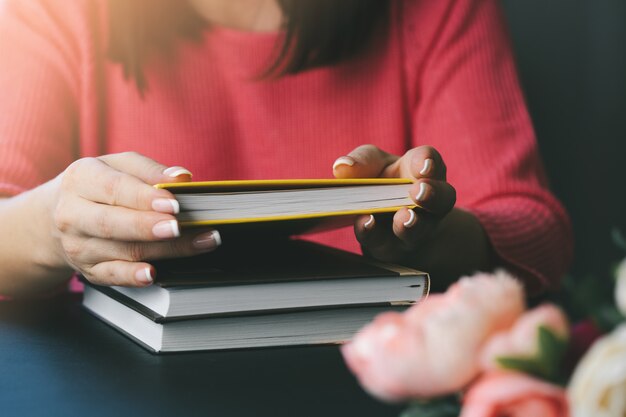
[611,228,626,252]
[496,356,545,377]
[400,396,461,417]
[495,325,568,383]
[593,305,625,330]
[537,325,568,379]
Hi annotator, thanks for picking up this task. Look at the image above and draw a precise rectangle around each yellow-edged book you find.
[156,178,416,230]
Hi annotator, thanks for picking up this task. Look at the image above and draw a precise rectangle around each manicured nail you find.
[415,182,430,203]
[363,215,375,230]
[136,267,154,285]
[163,166,193,178]
[333,156,356,170]
[152,220,180,239]
[192,230,222,251]
[420,158,433,176]
[152,198,180,214]
[403,210,417,228]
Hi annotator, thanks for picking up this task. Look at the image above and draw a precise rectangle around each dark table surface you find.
[0,293,403,417]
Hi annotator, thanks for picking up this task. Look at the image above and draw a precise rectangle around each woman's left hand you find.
[333,144,456,264]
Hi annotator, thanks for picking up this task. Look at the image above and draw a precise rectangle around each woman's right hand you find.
[49,152,221,287]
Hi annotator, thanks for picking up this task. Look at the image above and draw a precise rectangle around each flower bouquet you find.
[341,234,626,417]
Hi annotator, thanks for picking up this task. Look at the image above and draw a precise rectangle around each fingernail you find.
[152,198,180,214]
[163,166,193,178]
[193,230,222,251]
[415,182,431,203]
[153,220,180,239]
[403,210,417,228]
[420,158,433,176]
[136,267,154,285]
[333,156,355,170]
[363,215,375,230]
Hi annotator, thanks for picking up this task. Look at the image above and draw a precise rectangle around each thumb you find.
[98,152,193,185]
[332,145,399,179]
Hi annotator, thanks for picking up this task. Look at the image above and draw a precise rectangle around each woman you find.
[0,0,572,296]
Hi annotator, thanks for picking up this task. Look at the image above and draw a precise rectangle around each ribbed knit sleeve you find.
[400,0,573,293]
[0,0,82,196]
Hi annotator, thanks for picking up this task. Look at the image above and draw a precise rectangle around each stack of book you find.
[82,179,429,353]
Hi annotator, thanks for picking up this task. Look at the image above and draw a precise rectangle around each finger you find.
[83,260,155,287]
[76,229,222,265]
[61,197,180,241]
[139,229,222,260]
[410,179,456,216]
[63,158,177,211]
[332,144,398,178]
[354,214,407,263]
[98,152,193,185]
[387,146,447,181]
[391,207,436,247]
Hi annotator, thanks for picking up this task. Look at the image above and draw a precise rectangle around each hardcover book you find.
[155,178,416,230]
[88,240,429,320]
[84,288,411,353]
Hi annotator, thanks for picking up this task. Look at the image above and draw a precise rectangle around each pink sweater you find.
[0,0,572,292]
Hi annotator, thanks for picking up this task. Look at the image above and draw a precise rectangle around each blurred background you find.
[502,0,626,279]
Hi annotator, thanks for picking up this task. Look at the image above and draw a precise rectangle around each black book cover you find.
[151,239,416,287]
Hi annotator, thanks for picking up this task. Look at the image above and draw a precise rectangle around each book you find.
[89,240,429,320]
[82,241,430,353]
[155,178,416,227]
[83,287,409,353]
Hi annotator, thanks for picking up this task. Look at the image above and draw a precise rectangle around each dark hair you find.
[107,0,389,91]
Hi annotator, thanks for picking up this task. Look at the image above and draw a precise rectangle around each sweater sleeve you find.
[0,0,81,197]
[400,0,573,293]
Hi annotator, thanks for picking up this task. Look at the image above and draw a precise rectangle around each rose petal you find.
[461,371,568,417]
[343,270,525,401]
[480,304,569,371]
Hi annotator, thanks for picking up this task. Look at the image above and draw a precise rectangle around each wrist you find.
[26,178,73,274]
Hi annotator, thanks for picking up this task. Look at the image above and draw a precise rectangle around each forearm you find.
[412,208,494,291]
[0,180,72,297]
[469,196,572,294]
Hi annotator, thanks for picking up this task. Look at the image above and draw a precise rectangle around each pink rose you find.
[480,304,569,370]
[342,270,525,401]
[461,371,569,417]
[341,311,422,401]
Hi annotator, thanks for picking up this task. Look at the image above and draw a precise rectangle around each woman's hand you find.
[49,152,221,287]
[333,145,457,265]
